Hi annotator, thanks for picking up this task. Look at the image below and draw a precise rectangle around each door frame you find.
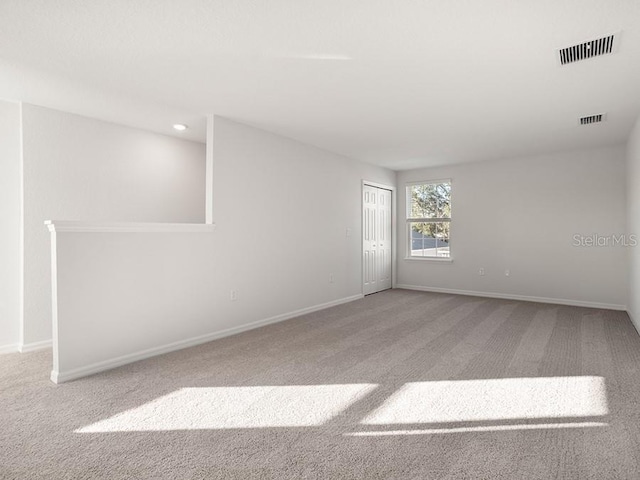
[362,180,397,295]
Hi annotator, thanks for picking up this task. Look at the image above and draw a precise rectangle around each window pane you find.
[410,222,450,257]
[409,183,451,219]
[435,183,451,219]
[435,222,450,258]
[409,184,437,219]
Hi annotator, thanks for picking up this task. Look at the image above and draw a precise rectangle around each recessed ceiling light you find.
[173,124,188,131]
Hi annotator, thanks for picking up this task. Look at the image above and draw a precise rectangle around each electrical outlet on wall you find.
[230,290,238,301]
[505,269,510,277]
[478,268,485,276]
[329,273,334,283]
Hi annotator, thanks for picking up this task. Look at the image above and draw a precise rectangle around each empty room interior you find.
[2,1,640,479]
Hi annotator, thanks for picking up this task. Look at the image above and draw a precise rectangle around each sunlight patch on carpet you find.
[361,376,608,425]
[76,384,378,432]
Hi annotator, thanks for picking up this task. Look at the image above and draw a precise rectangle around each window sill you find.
[404,256,453,263]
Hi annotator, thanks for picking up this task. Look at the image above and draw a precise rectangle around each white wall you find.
[627,116,640,329]
[49,117,395,381]
[397,145,627,309]
[211,117,396,316]
[50,226,216,381]
[22,105,206,346]
[0,100,21,352]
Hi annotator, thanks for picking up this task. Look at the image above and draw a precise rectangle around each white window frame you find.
[405,179,452,261]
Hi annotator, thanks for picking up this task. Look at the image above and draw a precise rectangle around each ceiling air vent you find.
[579,114,605,125]
[558,34,617,65]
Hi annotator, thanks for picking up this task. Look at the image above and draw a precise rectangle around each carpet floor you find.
[1,289,640,479]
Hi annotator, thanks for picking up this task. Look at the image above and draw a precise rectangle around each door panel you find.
[363,185,378,295]
[363,185,392,295]
[378,188,392,291]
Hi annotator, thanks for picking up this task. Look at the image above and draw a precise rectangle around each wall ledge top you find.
[44,220,216,233]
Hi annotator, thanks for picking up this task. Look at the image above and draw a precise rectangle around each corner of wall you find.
[18,101,25,349]
[626,115,640,329]
[0,100,24,348]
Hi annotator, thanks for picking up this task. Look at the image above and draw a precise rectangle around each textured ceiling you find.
[1,0,639,169]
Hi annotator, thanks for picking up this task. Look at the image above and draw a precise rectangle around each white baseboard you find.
[0,343,19,355]
[19,339,53,353]
[396,284,626,311]
[51,293,364,384]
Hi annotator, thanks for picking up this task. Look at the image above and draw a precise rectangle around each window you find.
[407,181,451,258]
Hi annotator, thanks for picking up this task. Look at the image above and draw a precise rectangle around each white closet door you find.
[377,188,392,291]
[363,185,392,295]
[363,185,378,295]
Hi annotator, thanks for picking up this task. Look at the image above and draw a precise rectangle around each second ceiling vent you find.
[558,34,617,65]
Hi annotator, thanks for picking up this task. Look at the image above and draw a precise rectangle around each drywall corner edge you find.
[18,101,25,350]
[205,114,215,224]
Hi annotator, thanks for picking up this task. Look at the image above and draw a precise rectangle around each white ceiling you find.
[1,0,639,170]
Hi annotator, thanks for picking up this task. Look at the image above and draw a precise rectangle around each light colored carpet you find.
[1,289,640,479]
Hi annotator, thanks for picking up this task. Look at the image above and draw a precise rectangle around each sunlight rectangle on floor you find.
[76,384,378,432]
[361,376,607,425]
